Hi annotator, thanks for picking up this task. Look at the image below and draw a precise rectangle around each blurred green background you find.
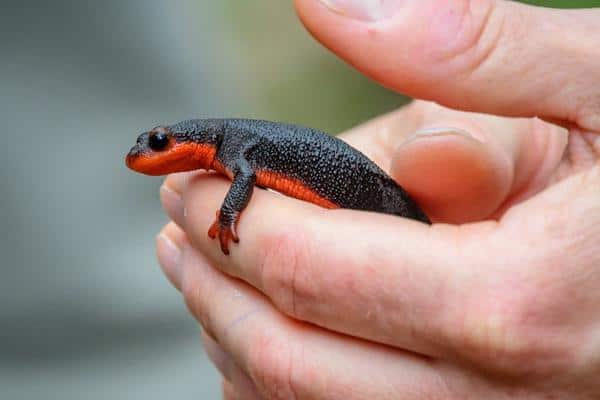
[1,1,598,399]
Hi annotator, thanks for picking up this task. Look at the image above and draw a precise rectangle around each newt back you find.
[222,119,430,223]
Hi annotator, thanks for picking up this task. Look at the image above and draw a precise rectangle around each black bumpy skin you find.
[170,119,431,228]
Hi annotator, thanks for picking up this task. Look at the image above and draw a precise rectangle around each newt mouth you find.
[125,144,146,169]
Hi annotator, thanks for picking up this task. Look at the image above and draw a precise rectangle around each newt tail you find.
[126,119,430,255]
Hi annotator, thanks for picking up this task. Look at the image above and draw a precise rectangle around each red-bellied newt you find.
[126,119,430,255]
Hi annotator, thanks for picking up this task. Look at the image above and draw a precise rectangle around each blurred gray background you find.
[1,1,597,399]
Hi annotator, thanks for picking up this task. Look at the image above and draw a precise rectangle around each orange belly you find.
[256,170,338,209]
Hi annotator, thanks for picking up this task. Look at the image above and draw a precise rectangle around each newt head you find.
[126,125,217,176]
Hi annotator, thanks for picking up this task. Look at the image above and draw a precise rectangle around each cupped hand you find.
[156,1,600,398]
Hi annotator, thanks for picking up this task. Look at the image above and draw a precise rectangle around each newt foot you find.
[208,210,239,255]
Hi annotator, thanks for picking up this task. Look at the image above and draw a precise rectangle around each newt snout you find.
[126,127,211,176]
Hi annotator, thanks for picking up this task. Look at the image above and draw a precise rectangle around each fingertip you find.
[160,171,203,227]
[392,128,513,223]
[160,185,185,227]
[156,223,186,290]
[163,171,196,195]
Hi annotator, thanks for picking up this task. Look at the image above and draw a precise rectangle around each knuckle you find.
[259,224,315,319]
[459,293,537,367]
[247,330,300,400]
[454,248,575,374]
[574,84,600,132]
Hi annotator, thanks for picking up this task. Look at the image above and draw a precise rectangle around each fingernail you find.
[156,234,183,290]
[401,126,481,146]
[319,0,403,21]
[160,185,185,226]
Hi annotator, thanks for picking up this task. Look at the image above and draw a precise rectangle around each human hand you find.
[156,0,600,398]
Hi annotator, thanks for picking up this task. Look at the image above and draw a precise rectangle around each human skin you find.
[155,0,600,398]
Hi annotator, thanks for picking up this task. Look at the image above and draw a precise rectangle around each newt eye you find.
[148,132,169,151]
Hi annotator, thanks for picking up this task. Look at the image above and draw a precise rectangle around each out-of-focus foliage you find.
[212,2,404,134]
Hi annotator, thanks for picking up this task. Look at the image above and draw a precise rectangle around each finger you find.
[181,172,582,373]
[203,333,264,400]
[156,221,186,291]
[180,163,600,377]
[181,176,460,358]
[295,0,600,131]
[180,246,500,399]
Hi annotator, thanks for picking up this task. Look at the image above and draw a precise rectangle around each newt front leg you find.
[208,160,256,255]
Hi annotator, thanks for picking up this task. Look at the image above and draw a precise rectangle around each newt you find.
[126,119,430,255]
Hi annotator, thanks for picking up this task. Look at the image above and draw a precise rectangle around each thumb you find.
[380,103,567,223]
[295,0,600,132]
